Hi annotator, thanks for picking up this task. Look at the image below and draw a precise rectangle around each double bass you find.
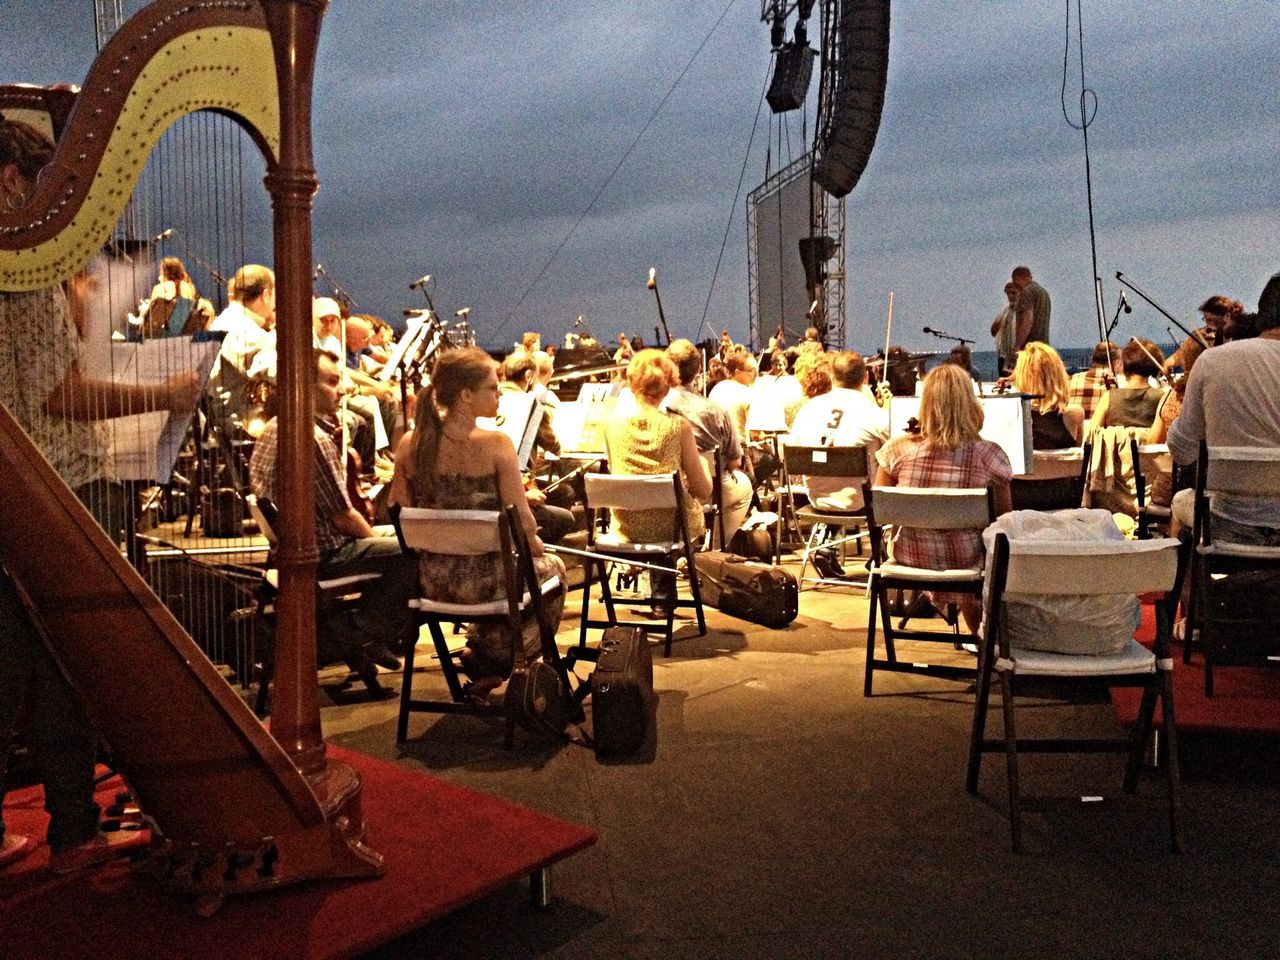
[0,1,382,909]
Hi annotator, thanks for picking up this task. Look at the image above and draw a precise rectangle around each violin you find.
[331,420,376,523]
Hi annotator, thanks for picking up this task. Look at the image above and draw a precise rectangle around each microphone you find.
[646,267,657,290]
[455,307,471,319]
[408,274,432,290]
[150,228,174,243]
[1119,290,1132,314]
[574,315,584,328]
[314,263,326,279]
[923,325,936,335]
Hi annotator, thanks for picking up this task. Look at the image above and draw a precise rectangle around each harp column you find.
[260,0,329,775]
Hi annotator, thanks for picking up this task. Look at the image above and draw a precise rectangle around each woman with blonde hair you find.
[389,346,565,694]
[605,349,712,608]
[1011,341,1085,447]
[875,364,1013,630]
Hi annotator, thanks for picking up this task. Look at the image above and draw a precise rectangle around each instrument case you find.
[693,550,798,629]
[590,626,655,758]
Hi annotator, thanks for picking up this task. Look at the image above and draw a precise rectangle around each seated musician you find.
[1167,273,1280,546]
[141,255,199,337]
[210,263,276,380]
[874,364,1013,633]
[388,347,567,696]
[1089,339,1167,430]
[606,350,712,608]
[248,349,416,670]
[786,350,833,428]
[1,116,202,873]
[1010,342,1085,448]
[500,350,575,543]
[1067,341,1119,420]
[343,314,401,449]
[664,338,753,542]
[708,345,756,449]
[789,351,890,579]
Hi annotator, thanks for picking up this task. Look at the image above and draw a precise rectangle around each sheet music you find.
[888,393,1034,476]
[105,335,221,482]
[378,315,425,382]
[477,390,543,469]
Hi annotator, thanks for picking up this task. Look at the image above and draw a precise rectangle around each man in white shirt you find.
[708,347,757,448]
[789,350,890,510]
[1167,273,1280,544]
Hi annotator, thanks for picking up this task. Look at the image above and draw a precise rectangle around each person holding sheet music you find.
[1,115,201,873]
[389,347,566,694]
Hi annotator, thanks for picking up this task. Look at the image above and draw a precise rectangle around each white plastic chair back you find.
[1205,446,1280,496]
[870,486,991,530]
[1001,537,1179,596]
[245,494,277,548]
[396,507,503,556]
[584,472,678,511]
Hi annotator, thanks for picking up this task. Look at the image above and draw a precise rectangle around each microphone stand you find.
[922,327,975,345]
[316,264,360,311]
[1115,271,1211,351]
[646,268,673,346]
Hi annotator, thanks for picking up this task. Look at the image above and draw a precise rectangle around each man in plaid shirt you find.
[249,350,415,666]
[1067,341,1119,420]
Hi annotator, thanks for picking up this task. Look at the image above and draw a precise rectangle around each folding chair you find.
[967,533,1185,853]
[862,485,996,696]
[1133,442,1173,539]
[391,503,570,745]
[1181,443,1280,696]
[700,447,726,550]
[782,444,871,589]
[1010,447,1086,511]
[245,494,386,713]
[577,472,707,658]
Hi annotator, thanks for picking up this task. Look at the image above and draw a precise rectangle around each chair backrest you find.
[584,472,679,511]
[995,534,1180,597]
[868,486,993,530]
[1204,446,1280,496]
[245,493,279,548]
[394,505,506,556]
[783,444,869,480]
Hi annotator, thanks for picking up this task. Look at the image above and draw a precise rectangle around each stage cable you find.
[498,0,743,338]
[698,62,771,342]
[1060,0,1108,349]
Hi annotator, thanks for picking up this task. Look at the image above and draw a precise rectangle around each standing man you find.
[1010,265,1051,351]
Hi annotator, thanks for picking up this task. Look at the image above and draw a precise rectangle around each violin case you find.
[693,550,798,629]
[590,626,655,758]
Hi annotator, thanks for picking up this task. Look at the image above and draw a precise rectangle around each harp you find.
[0,0,384,906]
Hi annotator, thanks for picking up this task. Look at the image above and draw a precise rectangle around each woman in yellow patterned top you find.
[605,349,712,545]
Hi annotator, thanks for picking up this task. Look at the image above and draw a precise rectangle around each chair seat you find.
[264,569,382,592]
[796,505,864,522]
[408,575,561,618]
[1000,636,1156,677]
[594,533,682,553]
[1196,542,1280,560]
[876,562,983,582]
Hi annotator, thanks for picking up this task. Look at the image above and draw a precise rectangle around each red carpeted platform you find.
[1112,605,1280,734]
[0,745,596,960]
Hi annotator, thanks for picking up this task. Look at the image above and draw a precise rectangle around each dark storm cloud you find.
[2,0,1277,349]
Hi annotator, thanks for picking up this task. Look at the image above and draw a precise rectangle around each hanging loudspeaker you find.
[766,41,817,114]
[813,0,891,199]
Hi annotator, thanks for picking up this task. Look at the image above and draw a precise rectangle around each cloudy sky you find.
[1,1,1275,354]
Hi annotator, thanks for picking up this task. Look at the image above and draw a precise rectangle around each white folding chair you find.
[1182,443,1280,695]
[863,485,995,696]
[577,472,707,658]
[967,533,1185,853]
[392,503,568,745]
[782,444,871,590]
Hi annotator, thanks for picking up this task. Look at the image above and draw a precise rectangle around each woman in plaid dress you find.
[875,364,1013,631]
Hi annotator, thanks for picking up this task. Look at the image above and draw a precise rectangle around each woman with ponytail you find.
[389,347,565,693]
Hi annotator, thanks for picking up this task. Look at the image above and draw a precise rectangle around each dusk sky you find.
[1,1,1275,355]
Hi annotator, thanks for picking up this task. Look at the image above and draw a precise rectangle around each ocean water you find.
[949,346,1177,380]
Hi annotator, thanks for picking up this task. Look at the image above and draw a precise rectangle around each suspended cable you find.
[499,0,743,335]
[1061,0,1108,351]
[698,62,771,340]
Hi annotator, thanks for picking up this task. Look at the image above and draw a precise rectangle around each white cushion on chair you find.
[1003,636,1156,677]
[1196,542,1280,560]
[877,562,983,582]
[264,569,382,592]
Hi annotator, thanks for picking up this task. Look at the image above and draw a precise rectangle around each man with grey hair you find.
[664,339,753,541]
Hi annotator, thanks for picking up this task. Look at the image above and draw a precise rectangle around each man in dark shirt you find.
[1011,265,1051,350]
